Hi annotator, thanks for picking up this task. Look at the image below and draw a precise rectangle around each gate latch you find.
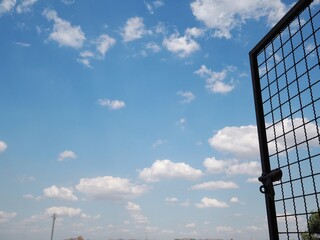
[259,168,282,200]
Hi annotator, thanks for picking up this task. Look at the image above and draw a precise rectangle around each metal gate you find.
[249,0,320,239]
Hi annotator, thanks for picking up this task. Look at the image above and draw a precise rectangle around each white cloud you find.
[266,118,320,155]
[23,194,36,200]
[77,57,92,68]
[80,51,94,58]
[22,193,42,201]
[16,0,38,14]
[154,22,167,35]
[45,206,81,217]
[43,185,78,201]
[139,159,203,182]
[195,197,229,208]
[216,225,234,233]
[185,223,196,228]
[190,0,287,39]
[210,81,234,94]
[203,157,260,176]
[14,41,31,47]
[185,27,204,38]
[146,42,161,53]
[0,0,16,16]
[177,117,187,129]
[165,197,178,203]
[145,0,164,14]
[191,181,238,190]
[312,0,320,5]
[125,201,148,224]
[230,197,239,203]
[43,9,85,49]
[152,139,167,148]
[121,17,149,42]
[96,34,116,58]
[247,225,263,231]
[97,98,126,110]
[209,118,320,160]
[209,125,259,159]
[61,0,75,5]
[0,141,7,152]
[177,91,195,103]
[58,150,77,161]
[125,201,141,211]
[203,157,231,174]
[163,32,200,58]
[226,161,260,176]
[75,176,149,200]
[246,177,259,183]
[77,34,115,67]
[0,211,17,223]
[194,65,235,94]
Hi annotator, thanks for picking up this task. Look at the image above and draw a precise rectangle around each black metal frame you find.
[250,0,320,239]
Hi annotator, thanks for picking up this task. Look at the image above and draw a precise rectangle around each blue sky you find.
[1,0,317,239]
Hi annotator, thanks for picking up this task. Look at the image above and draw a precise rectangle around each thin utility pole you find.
[50,213,57,240]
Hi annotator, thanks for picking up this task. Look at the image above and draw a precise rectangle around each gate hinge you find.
[259,168,282,200]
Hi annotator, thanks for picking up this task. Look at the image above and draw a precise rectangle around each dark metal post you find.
[50,213,57,240]
[250,52,279,240]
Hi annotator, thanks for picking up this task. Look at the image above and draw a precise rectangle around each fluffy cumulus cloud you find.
[209,125,259,159]
[190,0,287,39]
[97,98,126,110]
[0,211,17,223]
[163,32,200,58]
[43,9,85,49]
[209,118,320,160]
[0,0,16,16]
[195,197,229,208]
[203,157,260,176]
[75,176,149,200]
[190,180,239,190]
[43,185,78,201]
[194,65,236,94]
[0,141,7,152]
[177,91,195,103]
[58,150,77,161]
[125,202,148,224]
[266,118,320,155]
[139,159,203,182]
[16,0,38,14]
[225,161,260,176]
[203,157,231,174]
[121,17,149,42]
[45,206,82,217]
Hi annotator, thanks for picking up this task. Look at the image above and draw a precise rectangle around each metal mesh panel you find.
[250,0,320,239]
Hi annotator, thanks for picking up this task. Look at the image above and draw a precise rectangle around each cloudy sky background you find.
[1,0,319,239]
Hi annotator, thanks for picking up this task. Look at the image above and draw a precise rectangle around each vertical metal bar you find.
[249,52,279,240]
[50,213,57,240]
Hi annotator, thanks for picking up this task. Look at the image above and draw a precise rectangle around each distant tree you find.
[77,236,84,240]
[301,210,320,240]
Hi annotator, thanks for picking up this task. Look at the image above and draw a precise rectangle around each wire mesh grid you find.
[253,1,320,239]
